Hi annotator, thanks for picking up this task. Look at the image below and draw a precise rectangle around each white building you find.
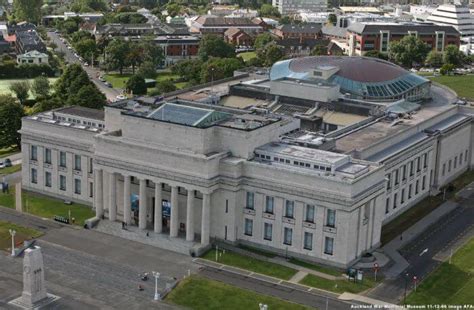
[20,57,474,268]
[272,0,327,15]
[427,4,474,37]
[17,50,49,65]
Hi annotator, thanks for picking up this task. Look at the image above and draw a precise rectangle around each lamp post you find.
[9,229,16,256]
[259,303,268,310]
[152,271,160,301]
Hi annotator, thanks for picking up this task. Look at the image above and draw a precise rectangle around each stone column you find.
[109,172,117,221]
[139,178,147,230]
[186,188,194,241]
[154,182,162,233]
[94,169,103,218]
[201,192,211,246]
[170,185,179,237]
[123,175,131,225]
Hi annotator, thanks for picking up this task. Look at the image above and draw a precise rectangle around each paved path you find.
[269,256,344,280]
[289,270,308,283]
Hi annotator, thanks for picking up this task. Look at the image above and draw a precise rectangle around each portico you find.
[94,168,212,247]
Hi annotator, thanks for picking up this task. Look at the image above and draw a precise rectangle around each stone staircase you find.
[94,220,198,255]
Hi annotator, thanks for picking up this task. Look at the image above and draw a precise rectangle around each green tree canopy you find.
[388,35,430,68]
[171,59,204,85]
[166,3,182,17]
[137,61,157,79]
[31,76,50,99]
[258,4,280,18]
[67,84,106,108]
[105,39,131,74]
[198,34,235,61]
[364,50,388,60]
[126,74,147,95]
[443,45,465,67]
[254,32,275,50]
[425,50,443,68]
[155,79,177,95]
[310,45,328,56]
[0,95,24,149]
[257,42,284,67]
[9,80,30,104]
[328,14,337,25]
[72,0,108,13]
[31,96,63,114]
[111,12,148,24]
[200,58,244,83]
[13,0,42,23]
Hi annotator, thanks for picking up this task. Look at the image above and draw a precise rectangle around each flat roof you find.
[220,95,269,109]
[54,106,105,121]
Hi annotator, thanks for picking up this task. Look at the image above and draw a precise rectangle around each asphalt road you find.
[368,196,474,304]
[47,31,122,102]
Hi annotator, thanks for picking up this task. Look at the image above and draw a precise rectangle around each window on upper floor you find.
[265,196,274,214]
[326,209,336,228]
[246,192,254,210]
[285,200,294,218]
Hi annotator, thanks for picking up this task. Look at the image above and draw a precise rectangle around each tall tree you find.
[126,74,147,95]
[31,76,50,99]
[388,35,430,68]
[257,43,284,67]
[198,34,235,61]
[443,45,465,67]
[425,50,443,68]
[105,39,130,75]
[254,32,274,50]
[9,81,30,105]
[137,61,157,79]
[258,4,280,18]
[13,0,42,23]
[0,95,24,149]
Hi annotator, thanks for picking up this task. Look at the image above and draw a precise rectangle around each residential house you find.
[17,50,49,64]
[224,28,254,46]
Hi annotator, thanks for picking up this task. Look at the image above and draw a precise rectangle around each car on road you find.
[0,158,12,169]
[116,94,127,100]
[104,82,112,88]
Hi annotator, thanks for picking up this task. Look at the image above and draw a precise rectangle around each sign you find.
[356,270,364,281]
[373,263,379,271]
[162,200,171,218]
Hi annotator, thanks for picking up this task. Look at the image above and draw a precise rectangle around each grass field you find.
[0,78,58,99]
[202,249,297,280]
[237,51,257,62]
[104,72,185,90]
[0,220,43,250]
[429,75,474,100]
[381,170,474,245]
[166,275,310,310]
[289,258,343,277]
[0,146,20,158]
[406,237,474,305]
[0,164,21,176]
[237,244,276,258]
[300,273,378,294]
[0,187,94,226]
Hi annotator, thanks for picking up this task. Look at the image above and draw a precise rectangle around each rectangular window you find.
[386,173,391,190]
[31,168,37,184]
[244,218,253,236]
[454,156,457,169]
[246,192,254,210]
[415,180,419,195]
[225,199,228,213]
[265,196,274,214]
[60,175,66,191]
[410,161,414,176]
[59,151,66,168]
[402,165,406,181]
[304,232,313,250]
[385,198,390,214]
[285,200,294,218]
[324,237,334,255]
[393,193,398,209]
[465,150,468,163]
[74,154,81,171]
[394,169,399,185]
[422,176,426,190]
[401,189,405,204]
[44,148,51,164]
[45,171,51,187]
[442,163,446,176]
[423,153,428,168]
[89,182,93,198]
[305,205,315,223]
[326,209,336,227]
[417,157,421,172]
[74,178,81,194]
[283,227,292,245]
[31,145,37,160]
[89,158,93,173]
[460,153,463,165]
[448,160,452,172]
[408,184,412,199]
[264,223,272,241]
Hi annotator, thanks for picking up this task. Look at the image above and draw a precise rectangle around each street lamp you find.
[9,229,16,256]
[152,271,160,301]
[259,303,268,310]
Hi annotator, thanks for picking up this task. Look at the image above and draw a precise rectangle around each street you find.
[47,31,122,102]
[368,196,474,304]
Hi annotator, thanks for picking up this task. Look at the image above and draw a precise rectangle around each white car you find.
[116,95,126,100]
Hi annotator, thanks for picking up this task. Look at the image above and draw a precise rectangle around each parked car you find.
[0,158,12,169]
[104,82,112,88]
[116,94,126,100]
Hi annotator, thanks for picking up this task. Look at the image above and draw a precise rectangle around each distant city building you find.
[188,16,264,35]
[272,0,327,15]
[42,12,104,26]
[224,28,254,46]
[427,4,474,38]
[15,29,46,54]
[273,23,323,40]
[17,50,49,65]
[298,12,330,24]
[154,35,200,66]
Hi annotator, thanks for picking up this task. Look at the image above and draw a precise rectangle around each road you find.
[368,196,474,304]
[47,31,122,102]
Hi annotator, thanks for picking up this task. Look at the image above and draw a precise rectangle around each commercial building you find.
[188,16,263,35]
[272,0,327,15]
[20,57,474,268]
[427,4,474,38]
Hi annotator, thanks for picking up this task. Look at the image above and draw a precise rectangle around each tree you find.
[258,4,280,18]
[198,34,235,61]
[425,50,443,68]
[311,45,328,56]
[126,74,147,95]
[72,0,108,13]
[112,13,148,24]
[155,80,177,94]
[364,50,388,60]
[68,84,106,109]
[9,81,30,104]
[200,58,244,83]
[13,0,42,23]
[166,3,182,17]
[443,45,465,67]
[440,63,455,75]
[31,76,50,99]
[257,43,284,67]
[328,14,337,25]
[254,32,274,50]
[388,35,430,68]
[140,41,164,67]
[171,59,203,85]
[74,38,98,63]
[105,39,131,75]
[137,61,157,79]
[31,96,63,114]
[0,95,24,149]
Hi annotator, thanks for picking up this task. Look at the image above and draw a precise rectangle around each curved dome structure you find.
[270,56,430,102]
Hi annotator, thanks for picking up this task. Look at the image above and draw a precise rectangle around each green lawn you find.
[0,78,58,99]
[429,75,474,100]
[300,273,378,294]
[0,187,94,226]
[238,51,257,62]
[202,249,297,280]
[238,244,277,258]
[0,164,21,176]
[0,220,43,250]
[381,170,474,245]
[104,72,186,90]
[166,275,310,310]
[0,146,20,158]
[289,258,343,277]
[406,237,474,305]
